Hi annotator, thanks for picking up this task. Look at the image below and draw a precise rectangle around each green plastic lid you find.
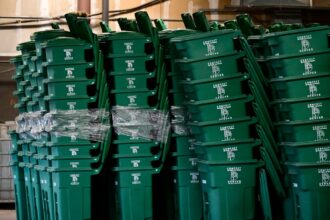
[170,29,241,43]
[16,41,35,53]
[45,37,91,47]
[10,55,23,64]
[31,29,71,41]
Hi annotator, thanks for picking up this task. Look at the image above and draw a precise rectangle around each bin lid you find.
[31,29,71,41]
[16,41,35,53]
[45,37,91,47]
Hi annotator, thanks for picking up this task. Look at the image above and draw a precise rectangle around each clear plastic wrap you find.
[111,106,170,143]
[15,109,110,142]
[170,106,190,136]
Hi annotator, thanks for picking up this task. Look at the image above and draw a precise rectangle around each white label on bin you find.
[130,146,139,154]
[67,102,77,111]
[203,39,218,56]
[64,49,74,60]
[318,169,330,187]
[305,80,320,97]
[227,167,242,185]
[308,103,323,120]
[297,35,313,53]
[223,146,238,161]
[300,58,316,75]
[220,125,235,141]
[66,84,76,96]
[69,148,79,156]
[315,147,330,162]
[126,77,136,89]
[70,174,80,185]
[70,134,77,142]
[127,95,137,106]
[125,60,135,72]
[190,172,200,184]
[202,179,207,184]
[313,125,328,141]
[70,162,79,168]
[124,42,134,54]
[129,129,139,140]
[208,60,223,78]
[131,173,141,184]
[65,67,75,79]
[217,104,232,121]
[131,160,140,168]
[213,82,228,99]
[189,158,198,166]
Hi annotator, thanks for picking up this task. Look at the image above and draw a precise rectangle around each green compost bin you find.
[107,55,156,75]
[110,72,157,91]
[286,162,330,220]
[194,139,260,162]
[189,117,257,143]
[271,96,330,122]
[101,31,154,56]
[259,49,330,78]
[182,74,249,102]
[280,141,330,164]
[269,73,330,100]
[276,119,330,142]
[44,79,96,98]
[171,168,203,220]
[44,95,97,111]
[170,29,242,60]
[185,95,253,122]
[43,37,94,65]
[112,141,160,158]
[46,62,95,80]
[248,25,330,58]
[198,160,263,220]
[174,51,245,81]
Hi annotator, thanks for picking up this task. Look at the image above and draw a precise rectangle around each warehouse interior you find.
[1,0,330,220]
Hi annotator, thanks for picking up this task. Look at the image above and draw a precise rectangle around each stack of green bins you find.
[169,29,264,220]
[101,11,170,220]
[249,25,330,220]
[8,131,28,220]
[34,33,108,220]
[13,41,42,220]
[158,26,204,220]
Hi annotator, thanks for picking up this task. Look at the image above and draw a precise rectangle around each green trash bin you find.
[44,78,96,98]
[170,154,198,170]
[110,71,157,91]
[286,162,330,220]
[182,74,249,102]
[170,29,242,59]
[101,31,154,56]
[10,161,28,220]
[269,73,330,99]
[280,141,330,163]
[44,95,97,111]
[112,141,160,158]
[189,117,257,142]
[114,168,156,220]
[46,142,101,159]
[260,49,330,78]
[194,139,260,162]
[271,96,330,122]
[107,55,156,74]
[170,168,203,220]
[174,51,245,81]
[46,62,95,80]
[198,160,263,220]
[43,37,94,65]
[170,135,195,156]
[248,25,330,58]
[31,29,72,57]
[110,90,157,107]
[16,41,35,55]
[185,95,253,122]
[276,119,330,142]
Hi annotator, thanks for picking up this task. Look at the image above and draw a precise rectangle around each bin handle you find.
[154,19,167,31]
[259,168,273,220]
[259,147,286,198]
[253,102,274,131]
[181,13,196,30]
[257,125,283,175]
[239,37,268,86]
[100,21,112,33]
[193,11,210,32]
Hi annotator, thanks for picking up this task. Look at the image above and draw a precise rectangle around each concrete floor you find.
[0,210,16,220]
